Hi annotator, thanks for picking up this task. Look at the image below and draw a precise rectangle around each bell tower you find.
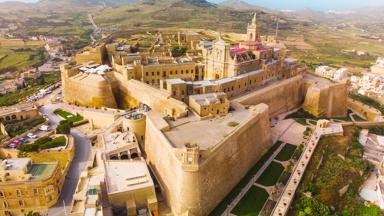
[247,13,261,41]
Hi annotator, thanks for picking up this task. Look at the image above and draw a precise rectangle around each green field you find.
[0,47,46,72]
[275,144,297,162]
[231,186,269,216]
[256,161,285,186]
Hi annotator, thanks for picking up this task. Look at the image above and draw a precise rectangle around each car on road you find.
[8,143,17,148]
[39,125,50,131]
[27,133,37,139]
[11,140,23,145]
[18,138,28,143]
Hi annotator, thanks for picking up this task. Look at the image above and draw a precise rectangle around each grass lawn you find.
[231,186,269,216]
[275,144,297,162]
[295,118,308,126]
[256,161,285,186]
[209,141,283,216]
[54,109,83,123]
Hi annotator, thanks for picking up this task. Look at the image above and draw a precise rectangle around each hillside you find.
[220,0,264,11]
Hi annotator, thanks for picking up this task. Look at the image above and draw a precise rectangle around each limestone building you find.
[371,57,384,75]
[188,92,229,117]
[101,116,158,216]
[0,158,64,216]
[0,103,39,123]
[59,13,349,216]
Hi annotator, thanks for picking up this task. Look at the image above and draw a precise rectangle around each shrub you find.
[18,136,66,152]
[294,197,332,216]
[34,136,52,146]
[227,121,239,127]
[171,46,187,57]
[56,120,72,134]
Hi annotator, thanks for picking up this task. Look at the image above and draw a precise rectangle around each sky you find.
[1,0,384,11]
[211,0,384,11]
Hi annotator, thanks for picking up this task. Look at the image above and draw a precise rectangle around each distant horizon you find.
[1,0,384,11]
[210,0,384,11]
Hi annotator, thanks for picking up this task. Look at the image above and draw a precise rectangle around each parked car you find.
[39,125,50,131]
[18,138,28,143]
[11,140,22,145]
[8,143,17,149]
[27,133,37,139]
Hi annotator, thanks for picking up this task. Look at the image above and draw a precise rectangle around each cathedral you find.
[204,13,284,80]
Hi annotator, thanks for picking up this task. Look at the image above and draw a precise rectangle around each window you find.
[157,71,160,76]
[19,200,24,207]
[16,189,21,197]
[173,91,176,96]
[170,71,173,75]
[181,70,184,74]
[3,201,8,208]
[33,188,39,196]
[145,72,148,76]
[175,70,178,75]
[151,72,154,76]
[186,70,189,74]
[0,191,3,198]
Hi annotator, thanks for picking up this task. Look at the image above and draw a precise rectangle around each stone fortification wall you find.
[61,64,117,108]
[144,104,272,216]
[108,72,188,118]
[73,108,120,129]
[235,75,305,117]
[304,80,348,118]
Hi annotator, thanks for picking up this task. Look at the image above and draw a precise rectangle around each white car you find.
[39,125,49,131]
[27,133,37,139]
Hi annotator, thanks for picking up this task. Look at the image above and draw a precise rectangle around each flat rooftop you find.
[29,163,57,181]
[164,103,254,150]
[304,73,334,85]
[189,92,225,106]
[105,160,154,194]
[0,158,31,172]
[0,103,36,116]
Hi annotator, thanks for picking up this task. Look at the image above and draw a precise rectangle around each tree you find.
[56,120,72,134]
[171,46,187,57]
[295,197,333,216]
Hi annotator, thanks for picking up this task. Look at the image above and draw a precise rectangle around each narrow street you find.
[39,104,91,216]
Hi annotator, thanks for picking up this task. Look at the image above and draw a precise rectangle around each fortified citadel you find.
[60,14,348,216]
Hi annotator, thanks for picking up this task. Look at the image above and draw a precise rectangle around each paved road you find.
[88,14,98,42]
[39,104,91,216]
